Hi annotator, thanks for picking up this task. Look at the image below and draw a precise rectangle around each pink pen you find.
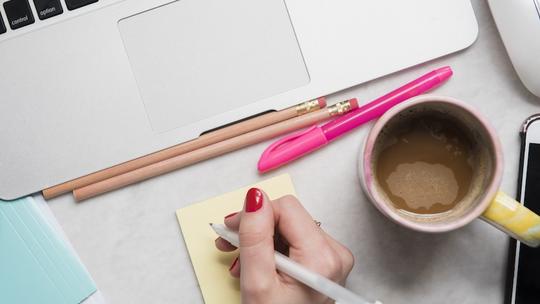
[258,66,453,172]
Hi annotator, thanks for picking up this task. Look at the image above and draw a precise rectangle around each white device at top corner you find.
[488,0,540,97]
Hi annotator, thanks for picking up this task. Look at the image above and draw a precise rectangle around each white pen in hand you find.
[210,223,381,304]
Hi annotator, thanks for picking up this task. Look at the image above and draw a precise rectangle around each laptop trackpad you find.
[119,0,309,133]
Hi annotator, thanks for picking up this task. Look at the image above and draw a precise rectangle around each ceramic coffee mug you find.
[359,95,540,247]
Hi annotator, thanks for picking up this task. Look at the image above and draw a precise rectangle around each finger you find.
[322,232,355,278]
[238,188,278,293]
[229,256,240,278]
[272,195,327,251]
[215,237,237,252]
[224,211,241,231]
[231,195,325,250]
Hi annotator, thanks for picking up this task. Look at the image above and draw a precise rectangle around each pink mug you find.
[359,95,540,247]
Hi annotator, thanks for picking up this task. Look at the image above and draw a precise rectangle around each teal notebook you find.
[0,196,97,304]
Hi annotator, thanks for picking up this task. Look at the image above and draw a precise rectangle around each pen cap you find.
[258,125,328,173]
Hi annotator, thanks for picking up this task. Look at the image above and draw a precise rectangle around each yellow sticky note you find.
[176,174,296,304]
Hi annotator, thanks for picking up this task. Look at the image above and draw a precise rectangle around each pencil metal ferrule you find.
[295,99,323,115]
[328,99,354,116]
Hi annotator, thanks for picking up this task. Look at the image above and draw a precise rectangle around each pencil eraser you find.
[317,97,327,108]
[349,98,359,109]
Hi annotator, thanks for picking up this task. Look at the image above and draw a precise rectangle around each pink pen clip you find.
[258,125,329,173]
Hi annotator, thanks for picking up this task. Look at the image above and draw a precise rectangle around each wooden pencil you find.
[73,99,358,201]
[42,98,326,199]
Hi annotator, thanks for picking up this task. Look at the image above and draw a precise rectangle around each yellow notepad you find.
[176,174,296,304]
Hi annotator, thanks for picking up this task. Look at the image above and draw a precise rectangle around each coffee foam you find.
[371,102,496,226]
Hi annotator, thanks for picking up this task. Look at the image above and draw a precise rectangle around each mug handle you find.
[481,191,540,247]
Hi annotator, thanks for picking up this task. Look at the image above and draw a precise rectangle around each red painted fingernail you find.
[229,257,239,271]
[224,212,237,219]
[245,188,263,213]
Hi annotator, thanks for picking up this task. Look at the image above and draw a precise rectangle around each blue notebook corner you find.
[0,196,97,304]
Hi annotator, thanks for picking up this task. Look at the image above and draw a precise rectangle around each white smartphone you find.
[505,114,540,304]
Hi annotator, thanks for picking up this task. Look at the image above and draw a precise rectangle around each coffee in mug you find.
[375,115,475,215]
[360,95,540,247]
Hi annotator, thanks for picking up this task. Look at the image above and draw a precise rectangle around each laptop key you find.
[65,0,98,11]
[33,0,63,20]
[0,12,6,34]
[3,0,35,30]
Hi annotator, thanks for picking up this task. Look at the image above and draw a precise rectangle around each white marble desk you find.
[48,1,540,303]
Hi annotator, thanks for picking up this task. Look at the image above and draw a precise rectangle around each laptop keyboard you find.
[4,0,35,29]
[65,0,97,11]
[0,0,98,34]
[0,11,5,33]
[34,0,63,20]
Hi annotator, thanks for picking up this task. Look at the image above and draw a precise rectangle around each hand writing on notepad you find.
[215,188,354,304]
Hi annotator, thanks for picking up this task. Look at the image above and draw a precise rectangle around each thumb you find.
[239,188,277,293]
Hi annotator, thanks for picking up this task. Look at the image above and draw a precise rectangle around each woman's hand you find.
[215,188,354,304]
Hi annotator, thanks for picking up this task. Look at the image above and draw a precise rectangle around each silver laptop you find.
[0,0,478,199]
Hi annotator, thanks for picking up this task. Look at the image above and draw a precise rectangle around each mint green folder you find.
[0,197,96,304]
